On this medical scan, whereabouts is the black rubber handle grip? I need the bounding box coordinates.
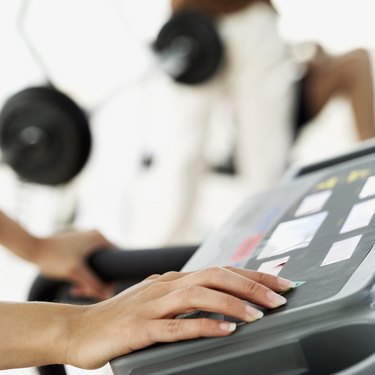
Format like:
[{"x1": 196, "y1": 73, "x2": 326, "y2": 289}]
[{"x1": 87, "y1": 245, "x2": 198, "y2": 282}]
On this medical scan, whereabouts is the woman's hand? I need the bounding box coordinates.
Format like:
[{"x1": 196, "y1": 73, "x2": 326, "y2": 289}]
[
  {"x1": 32, "y1": 230, "x2": 115, "y2": 300},
  {"x1": 0, "y1": 210, "x2": 115, "y2": 300},
  {"x1": 68, "y1": 266, "x2": 294, "y2": 369}
]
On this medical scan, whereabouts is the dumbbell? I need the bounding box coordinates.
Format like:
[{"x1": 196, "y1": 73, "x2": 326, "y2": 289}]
[
  {"x1": 0, "y1": 11, "x2": 223, "y2": 185},
  {"x1": 0, "y1": 86, "x2": 91, "y2": 185},
  {"x1": 153, "y1": 11, "x2": 224, "y2": 85},
  {"x1": 138, "y1": 11, "x2": 225, "y2": 167}
]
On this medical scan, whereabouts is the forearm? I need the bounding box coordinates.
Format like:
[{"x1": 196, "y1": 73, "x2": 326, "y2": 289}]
[
  {"x1": 0, "y1": 210, "x2": 38, "y2": 262},
  {"x1": 0, "y1": 302, "x2": 85, "y2": 369},
  {"x1": 0, "y1": 267, "x2": 295, "y2": 370}
]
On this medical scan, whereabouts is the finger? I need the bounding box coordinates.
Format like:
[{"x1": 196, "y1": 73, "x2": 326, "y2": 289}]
[
  {"x1": 73, "y1": 283, "x2": 113, "y2": 301},
  {"x1": 149, "y1": 286, "x2": 264, "y2": 323},
  {"x1": 87, "y1": 230, "x2": 116, "y2": 249},
  {"x1": 148, "y1": 271, "x2": 189, "y2": 282},
  {"x1": 70, "y1": 284, "x2": 103, "y2": 300},
  {"x1": 150, "y1": 268, "x2": 294, "y2": 293},
  {"x1": 147, "y1": 318, "x2": 237, "y2": 344},
  {"x1": 142, "y1": 268, "x2": 289, "y2": 309},
  {"x1": 222, "y1": 266, "x2": 295, "y2": 293},
  {"x1": 175, "y1": 267, "x2": 288, "y2": 309},
  {"x1": 144, "y1": 274, "x2": 162, "y2": 281},
  {"x1": 127, "y1": 272, "x2": 192, "y2": 300},
  {"x1": 113, "y1": 277, "x2": 166, "y2": 300},
  {"x1": 70, "y1": 285, "x2": 85, "y2": 298},
  {"x1": 72, "y1": 266, "x2": 113, "y2": 300},
  {"x1": 69, "y1": 285, "x2": 106, "y2": 300}
]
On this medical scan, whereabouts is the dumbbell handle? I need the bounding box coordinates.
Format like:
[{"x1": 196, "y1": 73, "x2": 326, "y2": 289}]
[{"x1": 87, "y1": 245, "x2": 199, "y2": 282}]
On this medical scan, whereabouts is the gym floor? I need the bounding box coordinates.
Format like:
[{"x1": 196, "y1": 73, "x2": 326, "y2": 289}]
[{"x1": 0, "y1": 0, "x2": 373, "y2": 374}]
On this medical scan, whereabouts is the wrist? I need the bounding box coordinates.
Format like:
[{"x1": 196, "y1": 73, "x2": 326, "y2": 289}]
[
  {"x1": 26, "y1": 303, "x2": 88, "y2": 367},
  {"x1": 58, "y1": 304, "x2": 91, "y2": 367},
  {"x1": 0, "y1": 302, "x2": 89, "y2": 369},
  {"x1": 64, "y1": 301, "x2": 118, "y2": 370},
  {"x1": 62, "y1": 302, "x2": 108, "y2": 370}
]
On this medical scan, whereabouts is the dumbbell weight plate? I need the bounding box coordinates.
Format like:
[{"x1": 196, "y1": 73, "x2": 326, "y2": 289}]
[
  {"x1": 0, "y1": 86, "x2": 91, "y2": 185},
  {"x1": 153, "y1": 11, "x2": 224, "y2": 85}
]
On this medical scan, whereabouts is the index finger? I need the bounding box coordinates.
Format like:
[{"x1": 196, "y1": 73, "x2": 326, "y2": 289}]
[
  {"x1": 152, "y1": 267, "x2": 294, "y2": 293},
  {"x1": 222, "y1": 266, "x2": 295, "y2": 293},
  {"x1": 171, "y1": 267, "x2": 290, "y2": 309}
]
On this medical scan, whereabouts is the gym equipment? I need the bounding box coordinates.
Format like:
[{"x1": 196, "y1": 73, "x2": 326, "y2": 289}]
[
  {"x1": 109, "y1": 141, "x2": 375, "y2": 375},
  {"x1": 0, "y1": 86, "x2": 91, "y2": 185},
  {"x1": 27, "y1": 141, "x2": 375, "y2": 375},
  {"x1": 153, "y1": 11, "x2": 224, "y2": 85}
]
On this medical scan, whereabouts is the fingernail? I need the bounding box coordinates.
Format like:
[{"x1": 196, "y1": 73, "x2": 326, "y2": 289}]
[
  {"x1": 245, "y1": 305, "x2": 264, "y2": 321},
  {"x1": 278, "y1": 277, "x2": 295, "y2": 291},
  {"x1": 267, "y1": 291, "x2": 287, "y2": 307},
  {"x1": 292, "y1": 281, "x2": 306, "y2": 288},
  {"x1": 219, "y1": 322, "x2": 237, "y2": 332}
]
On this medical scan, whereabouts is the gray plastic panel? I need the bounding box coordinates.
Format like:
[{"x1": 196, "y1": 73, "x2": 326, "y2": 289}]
[{"x1": 111, "y1": 149, "x2": 375, "y2": 375}]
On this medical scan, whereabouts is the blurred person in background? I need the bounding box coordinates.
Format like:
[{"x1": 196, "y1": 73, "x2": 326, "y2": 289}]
[
  {"x1": 171, "y1": 0, "x2": 375, "y2": 141},
  {"x1": 129, "y1": 0, "x2": 375, "y2": 246}
]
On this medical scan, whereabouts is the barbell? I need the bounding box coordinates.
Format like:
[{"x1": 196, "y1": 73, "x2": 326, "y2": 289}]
[{"x1": 0, "y1": 11, "x2": 224, "y2": 185}]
